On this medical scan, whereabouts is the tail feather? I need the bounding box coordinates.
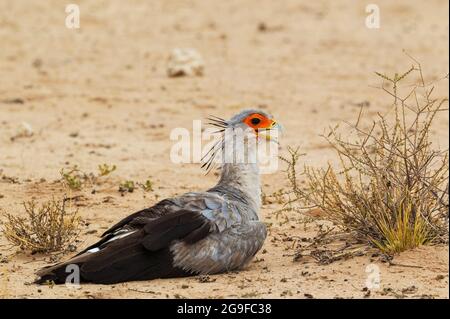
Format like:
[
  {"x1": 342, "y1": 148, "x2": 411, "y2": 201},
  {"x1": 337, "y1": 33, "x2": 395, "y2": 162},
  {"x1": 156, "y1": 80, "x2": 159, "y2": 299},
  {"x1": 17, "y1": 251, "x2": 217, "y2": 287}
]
[
  {"x1": 35, "y1": 255, "x2": 88, "y2": 284},
  {"x1": 35, "y1": 235, "x2": 190, "y2": 284}
]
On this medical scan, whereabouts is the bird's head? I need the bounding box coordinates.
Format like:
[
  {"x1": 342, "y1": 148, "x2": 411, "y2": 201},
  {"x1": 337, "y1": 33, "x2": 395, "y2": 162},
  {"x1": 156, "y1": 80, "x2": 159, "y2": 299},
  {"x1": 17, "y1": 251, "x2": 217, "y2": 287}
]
[
  {"x1": 203, "y1": 109, "x2": 282, "y2": 171},
  {"x1": 208, "y1": 109, "x2": 281, "y2": 141},
  {"x1": 229, "y1": 109, "x2": 281, "y2": 140}
]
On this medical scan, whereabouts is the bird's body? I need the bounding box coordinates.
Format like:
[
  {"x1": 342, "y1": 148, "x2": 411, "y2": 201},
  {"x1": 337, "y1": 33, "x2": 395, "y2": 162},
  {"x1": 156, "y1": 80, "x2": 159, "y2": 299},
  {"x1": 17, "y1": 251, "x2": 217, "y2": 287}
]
[{"x1": 36, "y1": 110, "x2": 279, "y2": 284}]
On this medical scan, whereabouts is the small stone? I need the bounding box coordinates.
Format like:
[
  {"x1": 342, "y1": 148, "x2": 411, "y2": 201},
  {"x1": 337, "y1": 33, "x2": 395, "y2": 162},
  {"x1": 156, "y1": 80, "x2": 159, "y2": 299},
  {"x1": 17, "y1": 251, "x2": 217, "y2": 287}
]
[
  {"x1": 32, "y1": 58, "x2": 43, "y2": 69},
  {"x1": 435, "y1": 274, "x2": 445, "y2": 280},
  {"x1": 257, "y1": 22, "x2": 267, "y2": 32},
  {"x1": 11, "y1": 121, "x2": 34, "y2": 141},
  {"x1": 402, "y1": 286, "x2": 418, "y2": 294},
  {"x1": 167, "y1": 48, "x2": 204, "y2": 77}
]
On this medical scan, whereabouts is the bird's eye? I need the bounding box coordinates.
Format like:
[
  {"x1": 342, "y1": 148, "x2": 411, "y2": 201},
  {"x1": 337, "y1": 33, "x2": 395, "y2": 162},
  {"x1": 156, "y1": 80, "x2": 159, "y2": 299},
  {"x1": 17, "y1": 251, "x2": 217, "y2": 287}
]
[
  {"x1": 243, "y1": 113, "x2": 272, "y2": 130},
  {"x1": 250, "y1": 117, "x2": 261, "y2": 125}
]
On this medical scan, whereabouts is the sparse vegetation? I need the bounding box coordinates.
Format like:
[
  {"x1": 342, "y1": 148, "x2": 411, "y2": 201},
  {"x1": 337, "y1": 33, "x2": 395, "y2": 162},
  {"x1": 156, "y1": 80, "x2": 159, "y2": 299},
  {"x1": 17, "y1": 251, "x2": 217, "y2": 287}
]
[
  {"x1": 119, "y1": 180, "x2": 135, "y2": 194},
  {"x1": 60, "y1": 166, "x2": 84, "y2": 190},
  {"x1": 98, "y1": 164, "x2": 117, "y2": 177},
  {"x1": 60, "y1": 163, "x2": 117, "y2": 190},
  {"x1": 281, "y1": 59, "x2": 449, "y2": 256},
  {"x1": 139, "y1": 179, "x2": 154, "y2": 192},
  {"x1": 2, "y1": 198, "x2": 81, "y2": 253},
  {"x1": 59, "y1": 164, "x2": 153, "y2": 196},
  {"x1": 119, "y1": 179, "x2": 154, "y2": 195}
]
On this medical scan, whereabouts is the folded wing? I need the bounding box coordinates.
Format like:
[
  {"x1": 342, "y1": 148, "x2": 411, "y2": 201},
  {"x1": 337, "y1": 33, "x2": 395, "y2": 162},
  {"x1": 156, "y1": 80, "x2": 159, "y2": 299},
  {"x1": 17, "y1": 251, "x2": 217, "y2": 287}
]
[{"x1": 36, "y1": 209, "x2": 214, "y2": 284}]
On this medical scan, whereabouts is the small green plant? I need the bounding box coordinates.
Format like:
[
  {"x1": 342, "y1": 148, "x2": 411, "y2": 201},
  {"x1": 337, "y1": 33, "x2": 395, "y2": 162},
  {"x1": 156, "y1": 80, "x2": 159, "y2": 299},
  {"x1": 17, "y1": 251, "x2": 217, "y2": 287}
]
[
  {"x1": 60, "y1": 166, "x2": 83, "y2": 191},
  {"x1": 139, "y1": 179, "x2": 154, "y2": 192},
  {"x1": 2, "y1": 198, "x2": 81, "y2": 253},
  {"x1": 98, "y1": 164, "x2": 116, "y2": 177},
  {"x1": 119, "y1": 180, "x2": 135, "y2": 194},
  {"x1": 60, "y1": 164, "x2": 117, "y2": 191}
]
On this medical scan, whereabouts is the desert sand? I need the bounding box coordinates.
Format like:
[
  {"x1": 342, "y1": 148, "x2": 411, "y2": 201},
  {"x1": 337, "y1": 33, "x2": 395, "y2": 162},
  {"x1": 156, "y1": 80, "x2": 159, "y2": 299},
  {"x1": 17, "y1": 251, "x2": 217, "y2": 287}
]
[{"x1": 0, "y1": 0, "x2": 448, "y2": 298}]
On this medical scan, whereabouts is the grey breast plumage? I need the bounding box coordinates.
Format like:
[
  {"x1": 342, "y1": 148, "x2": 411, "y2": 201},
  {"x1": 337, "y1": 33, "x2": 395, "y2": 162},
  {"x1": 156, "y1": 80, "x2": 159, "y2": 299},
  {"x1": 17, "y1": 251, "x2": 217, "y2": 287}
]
[{"x1": 169, "y1": 190, "x2": 267, "y2": 275}]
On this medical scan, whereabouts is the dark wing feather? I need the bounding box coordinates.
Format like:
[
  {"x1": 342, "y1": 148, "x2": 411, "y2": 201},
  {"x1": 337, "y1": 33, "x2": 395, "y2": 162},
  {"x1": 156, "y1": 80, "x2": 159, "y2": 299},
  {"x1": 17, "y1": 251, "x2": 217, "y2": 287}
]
[
  {"x1": 101, "y1": 199, "x2": 176, "y2": 237},
  {"x1": 35, "y1": 210, "x2": 213, "y2": 284},
  {"x1": 75, "y1": 199, "x2": 178, "y2": 256},
  {"x1": 183, "y1": 221, "x2": 212, "y2": 244},
  {"x1": 142, "y1": 210, "x2": 211, "y2": 251}
]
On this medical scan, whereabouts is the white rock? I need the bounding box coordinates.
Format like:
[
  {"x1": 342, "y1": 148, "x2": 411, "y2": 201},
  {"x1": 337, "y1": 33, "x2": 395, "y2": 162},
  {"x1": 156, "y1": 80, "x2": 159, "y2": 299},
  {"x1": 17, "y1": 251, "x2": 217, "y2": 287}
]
[
  {"x1": 167, "y1": 48, "x2": 204, "y2": 77},
  {"x1": 21, "y1": 121, "x2": 34, "y2": 137},
  {"x1": 10, "y1": 121, "x2": 34, "y2": 141}
]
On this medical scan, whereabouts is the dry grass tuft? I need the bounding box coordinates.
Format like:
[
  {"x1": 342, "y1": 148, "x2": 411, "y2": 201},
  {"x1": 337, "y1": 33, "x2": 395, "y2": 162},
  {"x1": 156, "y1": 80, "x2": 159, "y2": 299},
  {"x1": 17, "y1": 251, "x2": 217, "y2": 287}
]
[
  {"x1": 282, "y1": 58, "x2": 449, "y2": 255},
  {"x1": 2, "y1": 198, "x2": 81, "y2": 253}
]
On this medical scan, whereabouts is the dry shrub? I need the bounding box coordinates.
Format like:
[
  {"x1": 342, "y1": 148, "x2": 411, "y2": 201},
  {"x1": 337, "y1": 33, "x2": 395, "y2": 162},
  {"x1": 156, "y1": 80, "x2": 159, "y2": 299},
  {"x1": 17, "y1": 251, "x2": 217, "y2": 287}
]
[
  {"x1": 2, "y1": 198, "x2": 81, "y2": 253},
  {"x1": 282, "y1": 58, "x2": 449, "y2": 255}
]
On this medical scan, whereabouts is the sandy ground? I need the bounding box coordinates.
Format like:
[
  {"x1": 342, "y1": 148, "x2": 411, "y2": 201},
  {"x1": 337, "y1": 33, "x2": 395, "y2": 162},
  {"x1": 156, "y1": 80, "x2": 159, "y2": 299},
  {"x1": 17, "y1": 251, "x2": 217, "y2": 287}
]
[{"x1": 0, "y1": 0, "x2": 448, "y2": 299}]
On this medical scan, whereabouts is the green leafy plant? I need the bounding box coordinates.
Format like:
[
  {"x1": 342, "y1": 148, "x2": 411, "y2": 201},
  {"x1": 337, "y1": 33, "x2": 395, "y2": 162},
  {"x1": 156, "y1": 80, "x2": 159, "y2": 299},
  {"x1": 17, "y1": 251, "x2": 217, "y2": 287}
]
[
  {"x1": 60, "y1": 166, "x2": 83, "y2": 191},
  {"x1": 98, "y1": 164, "x2": 117, "y2": 177},
  {"x1": 139, "y1": 179, "x2": 154, "y2": 192}
]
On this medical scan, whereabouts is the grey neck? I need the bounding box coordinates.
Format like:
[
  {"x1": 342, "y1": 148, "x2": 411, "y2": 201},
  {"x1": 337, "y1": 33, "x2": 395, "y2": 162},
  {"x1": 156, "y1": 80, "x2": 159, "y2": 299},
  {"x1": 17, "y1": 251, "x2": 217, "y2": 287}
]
[{"x1": 215, "y1": 162, "x2": 261, "y2": 211}]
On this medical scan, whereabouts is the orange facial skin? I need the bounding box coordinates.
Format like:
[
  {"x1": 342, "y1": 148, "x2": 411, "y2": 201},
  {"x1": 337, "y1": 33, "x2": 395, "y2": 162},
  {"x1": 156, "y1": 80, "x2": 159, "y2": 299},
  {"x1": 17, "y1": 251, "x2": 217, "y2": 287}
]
[{"x1": 243, "y1": 113, "x2": 276, "y2": 136}]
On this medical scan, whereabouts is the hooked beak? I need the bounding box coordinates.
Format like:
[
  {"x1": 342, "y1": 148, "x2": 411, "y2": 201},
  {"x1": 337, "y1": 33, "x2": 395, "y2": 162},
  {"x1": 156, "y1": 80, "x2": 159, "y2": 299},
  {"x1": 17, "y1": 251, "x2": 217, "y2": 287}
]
[
  {"x1": 270, "y1": 120, "x2": 282, "y2": 132},
  {"x1": 259, "y1": 119, "x2": 282, "y2": 143}
]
